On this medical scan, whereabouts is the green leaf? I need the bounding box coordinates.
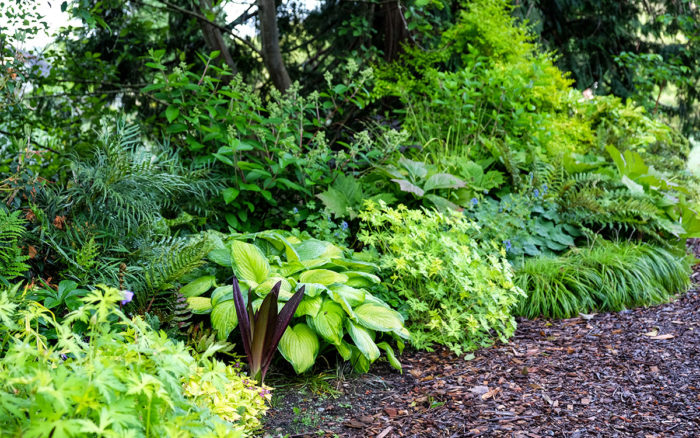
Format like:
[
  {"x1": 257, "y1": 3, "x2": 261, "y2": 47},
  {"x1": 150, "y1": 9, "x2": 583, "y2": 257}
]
[
  {"x1": 309, "y1": 300, "x2": 344, "y2": 345},
  {"x1": 377, "y1": 341, "x2": 402, "y2": 372},
  {"x1": 353, "y1": 303, "x2": 406, "y2": 334},
  {"x1": 295, "y1": 295, "x2": 322, "y2": 318},
  {"x1": 278, "y1": 323, "x2": 319, "y2": 374},
  {"x1": 328, "y1": 284, "x2": 365, "y2": 306},
  {"x1": 299, "y1": 269, "x2": 349, "y2": 286},
  {"x1": 336, "y1": 340, "x2": 352, "y2": 361},
  {"x1": 391, "y1": 178, "x2": 425, "y2": 197},
  {"x1": 346, "y1": 320, "x2": 380, "y2": 361},
  {"x1": 343, "y1": 271, "x2": 381, "y2": 288},
  {"x1": 211, "y1": 285, "x2": 234, "y2": 306},
  {"x1": 255, "y1": 277, "x2": 293, "y2": 300},
  {"x1": 294, "y1": 239, "x2": 343, "y2": 260},
  {"x1": 187, "y1": 296, "x2": 213, "y2": 314},
  {"x1": 208, "y1": 248, "x2": 231, "y2": 267},
  {"x1": 180, "y1": 275, "x2": 216, "y2": 297},
  {"x1": 231, "y1": 240, "x2": 270, "y2": 286},
  {"x1": 222, "y1": 187, "x2": 240, "y2": 204},
  {"x1": 423, "y1": 173, "x2": 466, "y2": 192},
  {"x1": 398, "y1": 157, "x2": 428, "y2": 180},
  {"x1": 317, "y1": 187, "x2": 349, "y2": 218},
  {"x1": 165, "y1": 105, "x2": 180, "y2": 123},
  {"x1": 329, "y1": 258, "x2": 378, "y2": 272},
  {"x1": 211, "y1": 301, "x2": 238, "y2": 340}
]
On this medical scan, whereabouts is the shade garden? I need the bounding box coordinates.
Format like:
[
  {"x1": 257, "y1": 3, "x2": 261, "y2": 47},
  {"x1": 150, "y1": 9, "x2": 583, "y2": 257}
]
[{"x1": 1, "y1": 0, "x2": 698, "y2": 436}]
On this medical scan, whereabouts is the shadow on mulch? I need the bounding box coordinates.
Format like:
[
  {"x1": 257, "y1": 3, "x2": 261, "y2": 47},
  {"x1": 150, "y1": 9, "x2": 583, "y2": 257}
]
[{"x1": 263, "y1": 248, "x2": 700, "y2": 438}]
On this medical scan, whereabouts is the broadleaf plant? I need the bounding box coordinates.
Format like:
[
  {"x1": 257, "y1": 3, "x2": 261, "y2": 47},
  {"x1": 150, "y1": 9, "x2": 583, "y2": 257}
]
[{"x1": 232, "y1": 276, "x2": 305, "y2": 383}]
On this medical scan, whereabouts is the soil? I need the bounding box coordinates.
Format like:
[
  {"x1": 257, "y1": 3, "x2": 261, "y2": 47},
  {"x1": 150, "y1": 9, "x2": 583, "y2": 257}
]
[{"x1": 262, "y1": 244, "x2": 700, "y2": 437}]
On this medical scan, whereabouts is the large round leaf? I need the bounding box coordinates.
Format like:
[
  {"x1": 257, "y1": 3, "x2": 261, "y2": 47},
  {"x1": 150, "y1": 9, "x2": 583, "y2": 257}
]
[
  {"x1": 187, "y1": 296, "x2": 212, "y2": 314},
  {"x1": 231, "y1": 240, "x2": 270, "y2": 286},
  {"x1": 278, "y1": 323, "x2": 319, "y2": 374},
  {"x1": 299, "y1": 269, "x2": 348, "y2": 286},
  {"x1": 309, "y1": 300, "x2": 344, "y2": 345},
  {"x1": 210, "y1": 301, "x2": 238, "y2": 341},
  {"x1": 346, "y1": 320, "x2": 380, "y2": 362},
  {"x1": 180, "y1": 275, "x2": 216, "y2": 298},
  {"x1": 211, "y1": 285, "x2": 234, "y2": 306}
]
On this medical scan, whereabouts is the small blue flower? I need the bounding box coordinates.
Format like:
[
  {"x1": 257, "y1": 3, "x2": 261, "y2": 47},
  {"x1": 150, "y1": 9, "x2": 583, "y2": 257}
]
[
  {"x1": 341, "y1": 221, "x2": 349, "y2": 230},
  {"x1": 542, "y1": 184, "x2": 548, "y2": 194},
  {"x1": 334, "y1": 232, "x2": 339, "y2": 237},
  {"x1": 503, "y1": 239, "x2": 512, "y2": 251},
  {"x1": 471, "y1": 198, "x2": 478, "y2": 206},
  {"x1": 533, "y1": 189, "x2": 540, "y2": 198},
  {"x1": 120, "y1": 290, "x2": 134, "y2": 306},
  {"x1": 529, "y1": 173, "x2": 534, "y2": 183},
  {"x1": 498, "y1": 207, "x2": 503, "y2": 213},
  {"x1": 292, "y1": 207, "x2": 299, "y2": 214}
]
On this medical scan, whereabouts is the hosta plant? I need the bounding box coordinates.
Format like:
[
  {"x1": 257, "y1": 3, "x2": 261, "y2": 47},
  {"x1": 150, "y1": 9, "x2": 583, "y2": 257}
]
[{"x1": 184, "y1": 231, "x2": 409, "y2": 374}]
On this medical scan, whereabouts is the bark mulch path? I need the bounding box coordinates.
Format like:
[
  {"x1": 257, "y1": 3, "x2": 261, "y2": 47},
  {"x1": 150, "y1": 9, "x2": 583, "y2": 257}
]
[{"x1": 263, "y1": 262, "x2": 700, "y2": 438}]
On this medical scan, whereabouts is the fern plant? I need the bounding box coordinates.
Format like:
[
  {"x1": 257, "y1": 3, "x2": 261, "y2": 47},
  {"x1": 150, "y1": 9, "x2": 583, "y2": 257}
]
[{"x1": 0, "y1": 209, "x2": 29, "y2": 285}]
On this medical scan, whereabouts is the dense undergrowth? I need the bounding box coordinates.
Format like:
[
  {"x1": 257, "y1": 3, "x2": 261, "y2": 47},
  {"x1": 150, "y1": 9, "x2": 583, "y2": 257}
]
[{"x1": 1, "y1": 0, "x2": 698, "y2": 434}]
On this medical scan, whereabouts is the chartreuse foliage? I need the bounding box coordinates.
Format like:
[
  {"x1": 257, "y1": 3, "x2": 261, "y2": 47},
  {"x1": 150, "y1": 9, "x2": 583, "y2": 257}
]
[
  {"x1": 515, "y1": 241, "x2": 692, "y2": 319},
  {"x1": 0, "y1": 283, "x2": 268, "y2": 437},
  {"x1": 358, "y1": 201, "x2": 524, "y2": 355},
  {"x1": 183, "y1": 232, "x2": 409, "y2": 374}
]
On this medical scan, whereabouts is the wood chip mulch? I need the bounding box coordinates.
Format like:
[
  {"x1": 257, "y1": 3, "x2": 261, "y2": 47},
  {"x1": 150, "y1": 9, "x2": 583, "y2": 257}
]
[{"x1": 264, "y1": 254, "x2": 700, "y2": 438}]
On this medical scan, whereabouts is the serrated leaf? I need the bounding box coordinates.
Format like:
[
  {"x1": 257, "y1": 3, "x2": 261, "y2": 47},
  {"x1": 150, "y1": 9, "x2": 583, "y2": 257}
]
[
  {"x1": 211, "y1": 301, "x2": 238, "y2": 340},
  {"x1": 231, "y1": 240, "x2": 270, "y2": 286},
  {"x1": 278, "y1": 323, "x2": 319, "y2": 374}
]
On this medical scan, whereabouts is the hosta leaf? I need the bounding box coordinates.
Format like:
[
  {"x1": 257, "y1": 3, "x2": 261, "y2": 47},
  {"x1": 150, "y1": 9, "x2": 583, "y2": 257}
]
[
  {"x1": 346, "y1": 320, "x2": 380, "y2": 362},
  {"x1": 211, "y1": 285, "x2": 235, "y2": 306},
  {"x1": 295, "y1": 295, "x2": 322, "y2": 318},
  {"x1": 258, "y1": 232, "x2": 300, "y2": 262},
  {"x1": 187, "y1": 296, "x2": 212, "y2": 314},
  {"x1": 294, "y1": 239, "x2": 343, "y2": 261},
  {"x1": 330, "y1": 258, "x2": 378, "y2": 272},
  {"x1": 299, "y1": 269, "x2": 349, "y2": 286},
  {"x1": 207, "y1": 248, "x2": 231, "y2": 267},
  {"x1": 278, "y1": 323, "x2": 319, "y2": 374},
  {"x1": 309, "y1": 300, "x2": 345, "y2": 345},
  {"x1": 350, "y1": 345, "x2": 371, "y2": 373},
  {"x1": 328, "y1": 284, "x2": 365, "y2": 306},
  {"x1": 296, "y1": 283, "x2": 328, "y2": 298},
  {"x1": 211, "y1": 301, "x2": 238, "y2": 341},
  {"x1": 353, "y1": 303, "x2": 405, "y2": 334},
  {"x1": 336, "y1": 340, "x2": 352, "y2": 361},
  {"x1": 231, "y1": 240, "x2": 270, "y2": 286},
  {"x1": 180, "y1": 276, "x2": 216, "y2": 297},
  {"x1": 255, "y1": 277, "x2": 293, "y2": 300},
  {"x1": 377, "y1": 342, "x2": 402, "y2": 372},
  {"x1": 344, "y1": 271, "x2": 381, "y2": 287}
]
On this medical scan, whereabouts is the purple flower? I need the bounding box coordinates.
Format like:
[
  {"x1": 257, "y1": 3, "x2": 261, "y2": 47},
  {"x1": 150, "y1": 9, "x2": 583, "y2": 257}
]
[
  {"x1": 533, "y1": 189, "x2": 540, "y2": 198},
  {"x1": 120, "y1": 290, "x2": 134, "y2": 305},
  {"x1": 471, "y1": 198, "x2": 478, "y2": 206},
  {"x1": 503, "y1": 240, "x2": 512, "y2": 251}
]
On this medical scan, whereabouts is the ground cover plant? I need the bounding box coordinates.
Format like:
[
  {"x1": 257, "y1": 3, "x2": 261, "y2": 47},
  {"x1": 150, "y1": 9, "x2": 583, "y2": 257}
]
[{"x1": 1, "y1": 0, "x2": 699, "y2": 435}]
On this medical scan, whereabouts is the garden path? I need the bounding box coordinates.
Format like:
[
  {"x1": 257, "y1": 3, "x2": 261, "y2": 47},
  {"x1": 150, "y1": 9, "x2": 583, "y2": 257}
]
[{"x1": 265, "y1": 251, "x2": 700, "y2": 438}]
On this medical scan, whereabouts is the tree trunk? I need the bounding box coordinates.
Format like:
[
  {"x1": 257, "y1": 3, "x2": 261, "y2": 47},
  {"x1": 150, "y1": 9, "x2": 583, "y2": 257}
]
[
  {"x1": 257, "y1": 0, "x2": 291, "y2": 92},
  {"x1": 197, "y1": 0, "x2": 238, "y2": 75}
]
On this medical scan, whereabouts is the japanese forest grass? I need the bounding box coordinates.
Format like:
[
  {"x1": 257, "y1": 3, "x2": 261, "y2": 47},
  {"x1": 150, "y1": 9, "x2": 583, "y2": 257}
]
[{"x1": 514, "y1": 241, "x2": 692, "y2": 319}]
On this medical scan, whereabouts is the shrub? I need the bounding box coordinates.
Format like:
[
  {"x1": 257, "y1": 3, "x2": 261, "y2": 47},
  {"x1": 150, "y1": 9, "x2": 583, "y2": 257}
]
[
  {"x1": 358, "y1": 201, "x2": 524, "y2": 355},
  {"x1": 0, "y1": 283, "x2": 268, "y2": 437},
  {"x1": 515, "y1": 241, "x2": 692, "y2": 319},
  {"x1": 184, "y1": 230, "x2": 408, "y2": 374}
]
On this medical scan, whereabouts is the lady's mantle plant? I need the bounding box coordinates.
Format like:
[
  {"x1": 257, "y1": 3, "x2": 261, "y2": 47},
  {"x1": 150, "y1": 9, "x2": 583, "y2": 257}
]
[{"x1": 358, "y1": 201, "x2": 524, "y2": 355}]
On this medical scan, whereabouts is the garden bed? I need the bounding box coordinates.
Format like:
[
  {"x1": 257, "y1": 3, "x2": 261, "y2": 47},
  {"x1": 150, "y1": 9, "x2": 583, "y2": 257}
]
[{"x1": 264, "y1": 257, "x2": 700, "y2": 437}]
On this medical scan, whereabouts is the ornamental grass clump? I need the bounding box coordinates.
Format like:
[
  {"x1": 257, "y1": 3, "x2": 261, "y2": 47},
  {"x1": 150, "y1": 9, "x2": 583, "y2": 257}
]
[{"x1": 358, "y1": 201, "x2": 524, "y2": 355}]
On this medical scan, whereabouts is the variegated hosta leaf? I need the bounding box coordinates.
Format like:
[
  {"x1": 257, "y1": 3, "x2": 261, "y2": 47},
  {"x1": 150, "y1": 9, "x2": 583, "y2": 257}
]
[{"x1": 278, "y1": 323, "x2": 319, "y2": 374}]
